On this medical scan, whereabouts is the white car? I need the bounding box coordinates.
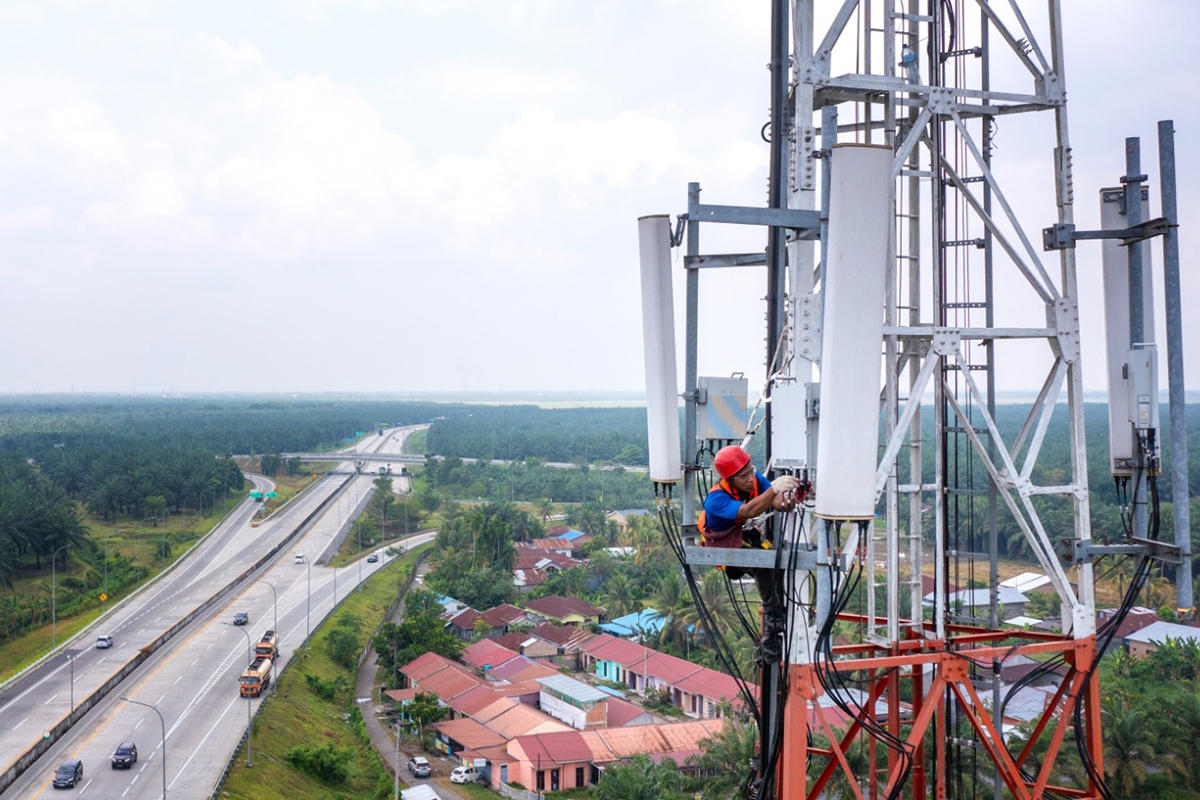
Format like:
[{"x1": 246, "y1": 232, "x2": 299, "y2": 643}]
[
  {"x1": 450, "y1": 765, "x2": 481, "y2": 784},
  {"x1": 95, "y1": 635, "x2": 114, "y2": 649}
]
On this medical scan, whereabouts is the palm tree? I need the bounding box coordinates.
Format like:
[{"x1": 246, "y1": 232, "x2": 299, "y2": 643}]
[
  {"x1": 597, "y1": 754, "x2": 686, "y2": 800},
  {"x1": 600, "y1": 572, "x2": 640, "y2": 617},
  {"x1": 688, "y1": 717, "x2": 757, "y2": 799},
  {"x1": 681, "y1": 571, "x2": 740, "y2": 644},
  {"x1": 537, "y1": 497, "x2": 554, "y2": 521},
  {"x1": 1098, "y1": 700, "x2": 1183, "y2": 796},
  {"x1": 653, "y1": 572, "x2": 692, "y2": 646}
]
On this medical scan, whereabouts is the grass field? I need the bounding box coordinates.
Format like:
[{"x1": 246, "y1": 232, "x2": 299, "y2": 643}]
[
  {"x1": 402, "y1": 428, "x2": 427, "y2": 455},
  {"x1": 220, "y1": 544, "x2": 431, "y2": 800}
]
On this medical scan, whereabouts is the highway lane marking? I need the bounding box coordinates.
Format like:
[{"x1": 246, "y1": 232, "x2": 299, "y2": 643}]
[
  {"x1": 166, "y1": 688, "x2": 245, "y2": 788},
  {"x1": 43, "y1": 694, "x2": 58, "y2": 705},
  {"x1": 0, "y1": 661, "x2": 71, "y2": 716},
  {"x1": 134, "y1": 718, "x2": 144, "y2": 729},
  {"x1": 190, "y1": 658, "x2": 199, "y2": 666},
  {"x1": 14, "y1": 715, "x2": 28, "y2": 729},
  {"x1": 77, "y1": 778, "x2": 92, "y2": 795},
  {"x1": 122, "y1": 787, "x2": 130, "y2": 797}
]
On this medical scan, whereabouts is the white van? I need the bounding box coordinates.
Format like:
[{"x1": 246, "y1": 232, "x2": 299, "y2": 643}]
[{"x1": 294, "y1": 553, "x2": 305, "y2": 564}]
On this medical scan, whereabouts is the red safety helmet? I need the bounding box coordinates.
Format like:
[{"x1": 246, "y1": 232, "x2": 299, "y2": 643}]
[{"x1": 712, "y1": 445, "x2": 751, "y2": 480}]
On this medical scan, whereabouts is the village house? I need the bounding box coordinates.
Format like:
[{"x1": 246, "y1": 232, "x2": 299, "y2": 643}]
[{"x1": 525, "y1": 595, "x2": 605, "y2": 627}]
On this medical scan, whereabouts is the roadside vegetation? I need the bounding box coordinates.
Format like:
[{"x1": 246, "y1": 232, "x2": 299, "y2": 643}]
[
  {"x1": 221, "y1": 543, "x2": 431, "y2": 800},
  {"x1": 330, "y1": 475, "x2": 427, "y2": 568}
]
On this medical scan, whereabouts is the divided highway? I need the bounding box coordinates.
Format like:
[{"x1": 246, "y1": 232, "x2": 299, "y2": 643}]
[{"x1": 0, "y1": 427, "x2": 431, "y2": 799}]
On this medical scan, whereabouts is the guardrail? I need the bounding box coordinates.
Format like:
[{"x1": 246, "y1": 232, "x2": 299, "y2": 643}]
[{"x1": 0, "y1": 472, "x2": 358, "y2": 796}]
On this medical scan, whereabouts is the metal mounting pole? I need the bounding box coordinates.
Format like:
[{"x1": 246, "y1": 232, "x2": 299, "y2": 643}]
[
  {"x1": 1125, "y1": 137, "x2": 1150, "y2": 541},
  {"x1": 683, "y1": 181, "x2": 700, "y2": 529},
  {"x1": 1157, "y1": 120, "x2": 1192, "y2": 612}
]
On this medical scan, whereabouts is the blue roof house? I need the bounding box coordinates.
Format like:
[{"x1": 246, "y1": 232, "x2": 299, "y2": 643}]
[
  {"x1": 556, "y1": 529, "x2": 589, "y2": 541},
  {"x1": 599, "y1": 609, "x2": 666, "y2": 641}
]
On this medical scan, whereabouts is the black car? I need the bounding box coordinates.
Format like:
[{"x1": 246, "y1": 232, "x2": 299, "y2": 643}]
[
  {"x1": 52, "y1": 759, "x2": 83, "y2": 789},
  {"x1": 111, "y1": 742, "x2": 137, "y2": 769},
  {"x1": 233, "y1": 610, "x2": 249, "y2": 625},
  {"x1": 367, "y1": 554, "x2": 379, "y2": 563}
]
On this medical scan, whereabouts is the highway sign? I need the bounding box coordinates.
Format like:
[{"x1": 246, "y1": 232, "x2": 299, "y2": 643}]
[
  {"x1": 99, "y1": 593, "x2": 108, "y2": 602},
  {"x1": 267, "y1": 491, "x2": 278, "y2": 498}
]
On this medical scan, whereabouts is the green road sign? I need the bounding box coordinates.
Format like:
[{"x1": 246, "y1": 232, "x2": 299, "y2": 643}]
[
  {"x1": 250, "y1": 491, "x2": 263, "y2": 498},
  {"x1": 267, "y1": 491, "x2": 278, "y2": 498}
]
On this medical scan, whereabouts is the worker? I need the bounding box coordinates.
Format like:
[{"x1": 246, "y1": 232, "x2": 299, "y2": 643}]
[{"x1": 700, "y1": 445, "x2": 799, "y2": 552}]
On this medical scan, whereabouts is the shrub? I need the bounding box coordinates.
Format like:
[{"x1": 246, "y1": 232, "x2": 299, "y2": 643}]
[
  {"x1": 304, "y1": 672, "x2": 350, "y2": 701},
  {"x1": 326, "y1": 627, "x2": 361, "y2": 668},
  {"x1": 283, "y1": 742, "x2": 350, "y2": 783}
]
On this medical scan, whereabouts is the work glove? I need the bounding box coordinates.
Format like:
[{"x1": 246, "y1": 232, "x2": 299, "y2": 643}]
[{"x1": 771, "y1": 475, "x2": 799, "y2": 494}]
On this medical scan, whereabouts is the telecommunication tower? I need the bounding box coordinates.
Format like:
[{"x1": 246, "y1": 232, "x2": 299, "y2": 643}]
[{"x1": 638, "y1": 1, "x2": 1188, "y2": 798}]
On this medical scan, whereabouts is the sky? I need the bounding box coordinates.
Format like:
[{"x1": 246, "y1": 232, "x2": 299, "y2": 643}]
[{"x1": 0, "y1": 0, "x2": 1196, "y2": 396}]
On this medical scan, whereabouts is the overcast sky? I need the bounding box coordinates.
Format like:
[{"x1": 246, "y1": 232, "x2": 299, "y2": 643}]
[{"x1": 0, "y1": 0, "x2": 1195, "y2": 395}]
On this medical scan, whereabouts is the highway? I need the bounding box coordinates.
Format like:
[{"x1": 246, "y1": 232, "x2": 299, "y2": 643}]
[{"x1": 0, "y1": 427, "x2": 431, "y2": 800}]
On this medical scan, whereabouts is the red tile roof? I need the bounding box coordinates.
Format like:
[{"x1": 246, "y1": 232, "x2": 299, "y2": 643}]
[
  {"x1": 446, "y1": 685, "x2": 513, "y2": 719},
  {"x1": 401, "y1": 652, "x2": 475, "y2": 683},
  {"x1": 486, "y1": 704, "x2": 571, "y2": 739},
  {"x1": 483, "y1": 604, "x2": 529, "y2": 626},
  {"x1": 488, "y1": 655, "x2": 559, "y2": 683},
  {"x1": 448, "y1": 608, "x2": 485, "y2": 631},
  {"x1": 583, "y1": 634, "x2": 651, "y2": 668},
  {"x1": 605, "y1": 697, "x2": 651, "y2": 727},
  {"x1": 672, "y1": 668, "x2": 759, "y2": 706},
  {"x1": 509, "y1": 719, "x2": 726, "y2": 766},
  {"x1": 530, "y1": 622, "x2": 594, "y2": 650},
  {"x1": 643, "y1": 652, "x2": 703, "y2": 684},
  {"x1": 515, "y1": 546, "x2": 584, "y2": 571},
  {"x1": 462, "y1": 639, "x2": 520, "y2": 670},
  {"x1": 382, "y1": 687, "x2": 421, "y2": 703},
  {"x1": 493, "y1": 632, "x2": 535, "y2": 652},
  {"x1": 530, "y1": 538, "x2": 589, "y2": 552},
  {"x1": 417, "y1": 665, "x2": 483, "y2": 700},
  {"x1": 526, "y1": 595, "x2": 604, "y2": 621},
  {"x1": 432, "y1": 718, "x2": 507, "y2": 750},
  {"x1": 513, "y1": 569, "x2": 548, "y2": 587}
]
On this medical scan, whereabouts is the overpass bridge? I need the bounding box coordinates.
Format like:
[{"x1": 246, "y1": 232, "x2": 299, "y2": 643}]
[{"x1": 282, "y1": 452, "x2": 424, "y2": 464}]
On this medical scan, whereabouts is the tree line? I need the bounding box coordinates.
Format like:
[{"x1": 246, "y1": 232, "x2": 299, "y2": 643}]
[
  {"x1": 422, "y1": 454, "x2": 655, "y2": 510},
  {"x1": 38, "y1": 445, "x2": 245, "y2": 522}
]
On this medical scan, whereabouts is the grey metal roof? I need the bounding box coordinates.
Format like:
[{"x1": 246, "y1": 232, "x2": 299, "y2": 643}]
[
  {"x1": 536, "y1": 673, "x2": 609, "y2": 703},
  {"x1": 1125, "y1": 620, "x2": 1200, "y2": 645}
]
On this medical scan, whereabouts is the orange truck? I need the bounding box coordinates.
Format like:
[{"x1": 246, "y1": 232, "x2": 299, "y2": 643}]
[
  {"x1": 255, "y1": 630, "x2": 278, "y2": 660},
  {"x1": 239, "y1": 656, "x2": 273, "y2": 697}
]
